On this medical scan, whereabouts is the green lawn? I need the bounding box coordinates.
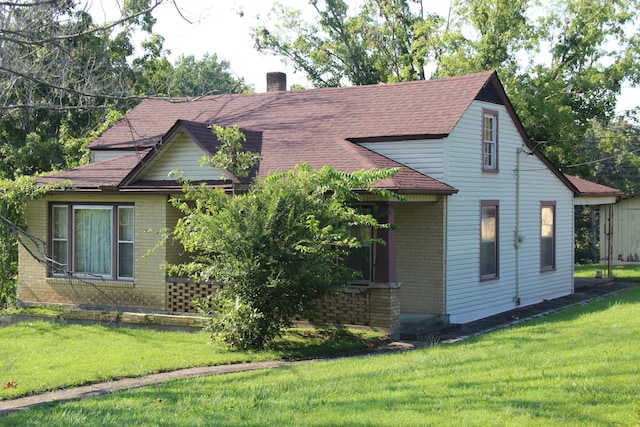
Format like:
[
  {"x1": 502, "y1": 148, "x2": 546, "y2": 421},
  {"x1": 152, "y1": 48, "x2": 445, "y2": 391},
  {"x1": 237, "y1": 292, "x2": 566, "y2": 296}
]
[
  {"x1": 574, "y1": 263, "x2": 640, "y2": 281},
  {"x1": 4, "y1": 286, "x2": 640, "y2": 426},
  {"x1": 0, "y1": 322, "x2": 383, "y2": 401}
]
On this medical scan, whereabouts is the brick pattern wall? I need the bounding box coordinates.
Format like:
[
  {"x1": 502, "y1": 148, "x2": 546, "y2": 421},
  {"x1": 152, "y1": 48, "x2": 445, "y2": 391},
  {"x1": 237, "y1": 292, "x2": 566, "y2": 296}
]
[
  {"x1": 166, "y1": 279, "x2": 223, "y2": 312},
  {"x1": 165, "y1": 279, "x2": 401, "y2": 330},
  {"x1": 395, "y1": 200, "x2": 446, "y2": 314}
]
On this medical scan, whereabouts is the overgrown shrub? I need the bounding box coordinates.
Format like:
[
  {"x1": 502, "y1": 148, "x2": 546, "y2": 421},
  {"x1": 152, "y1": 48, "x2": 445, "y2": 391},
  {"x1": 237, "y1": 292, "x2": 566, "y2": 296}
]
[{"x1": 171, "y1": 162, "x2": 401, "y2": 349}]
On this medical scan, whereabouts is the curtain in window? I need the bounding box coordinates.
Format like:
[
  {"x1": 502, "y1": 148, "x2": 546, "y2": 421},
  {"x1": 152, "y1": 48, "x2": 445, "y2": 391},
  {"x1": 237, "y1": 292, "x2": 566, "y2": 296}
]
[{"x1": 74, "y1": 207, "x2": 112, "y2": 276}]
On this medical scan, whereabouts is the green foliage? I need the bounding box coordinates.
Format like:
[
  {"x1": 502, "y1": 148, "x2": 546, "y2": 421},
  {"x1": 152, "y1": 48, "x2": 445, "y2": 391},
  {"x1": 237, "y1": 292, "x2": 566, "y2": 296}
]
[
  {"x1": 132, "y1": 36, "x2": 249, "y2": 97},
  {"x1": 206, "y1": 124, "x2": 262, "y2": 182},
  {"x1": 575, "y1": 116, "x2": 640, "y2": 195},
  {"x1": 252, "y1": 0, "x2": 430, "y2": 86},
  {"x1": 574, "y1": 206, "x2": 599, "y2": 265},
  {"x1": 0, "y1": 177, "x2": 67, "y2": 307},
  {"x1": 171, "y1": 158, "x2": 401, "y2": 349}
]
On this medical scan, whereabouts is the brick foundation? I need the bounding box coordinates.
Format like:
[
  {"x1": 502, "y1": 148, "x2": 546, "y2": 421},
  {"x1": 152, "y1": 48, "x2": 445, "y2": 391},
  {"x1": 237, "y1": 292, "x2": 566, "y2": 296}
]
[{"x1": 165, "y1": 278, "x2": 401, "y2": 330}]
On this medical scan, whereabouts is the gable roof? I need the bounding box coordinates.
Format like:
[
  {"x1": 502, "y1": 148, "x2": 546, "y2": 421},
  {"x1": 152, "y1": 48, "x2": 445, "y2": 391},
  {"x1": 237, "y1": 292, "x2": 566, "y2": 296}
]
[
  {"x1": 46, "y1": 72, "x2": 510, "y2": 195},
  {"x1": 42, "y1": 70, "x2": 607, "y2": 197},
  {"x1": 89, "y1": 71, "x2": 497, "y2": 153}
]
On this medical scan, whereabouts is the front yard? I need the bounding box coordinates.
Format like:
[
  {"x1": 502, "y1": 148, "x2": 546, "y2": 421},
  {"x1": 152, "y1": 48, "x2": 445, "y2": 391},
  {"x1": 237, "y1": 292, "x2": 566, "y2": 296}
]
[
  {"x1": 0, "y1": 322, "x2": 383, "y2": 401},
  {"x1": 2, "y1": 286, "x2": 639, "y2": 426}
]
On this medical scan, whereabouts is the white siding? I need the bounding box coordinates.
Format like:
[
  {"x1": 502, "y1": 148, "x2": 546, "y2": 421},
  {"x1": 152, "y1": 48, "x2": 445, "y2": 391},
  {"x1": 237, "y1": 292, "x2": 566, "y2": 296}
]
[
  {"x1": 444, "y1": 101, "x2": 574, "y2": 324},
  {"x1": 140, "y1": 132, "x2": 224, "y2": 181},
  {"x1": 360, "y1": 139, "x2": 445, "y2": 180}
]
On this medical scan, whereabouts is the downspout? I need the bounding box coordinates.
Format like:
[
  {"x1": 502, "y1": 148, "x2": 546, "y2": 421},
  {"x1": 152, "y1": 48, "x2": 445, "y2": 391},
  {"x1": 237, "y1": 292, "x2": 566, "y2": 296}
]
[
  {"x1": 607, "y1": 204, "x2": 614, "y2": 279},
  {"x1": 514, "y1": 148, "x2": 523, "y2": 306}
]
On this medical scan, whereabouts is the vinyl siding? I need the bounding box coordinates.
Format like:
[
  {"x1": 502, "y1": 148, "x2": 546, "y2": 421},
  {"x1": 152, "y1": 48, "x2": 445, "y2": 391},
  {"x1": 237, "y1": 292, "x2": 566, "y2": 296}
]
[
  {"x1": 359, "y1": 139, "x2": 445, "y2": 180},
  {"x1": 444, "y1": 101, "x2": 574, "y2": 324},
  {"x1": 140, "y1": 132, "x2": 224, "y2": 181}
]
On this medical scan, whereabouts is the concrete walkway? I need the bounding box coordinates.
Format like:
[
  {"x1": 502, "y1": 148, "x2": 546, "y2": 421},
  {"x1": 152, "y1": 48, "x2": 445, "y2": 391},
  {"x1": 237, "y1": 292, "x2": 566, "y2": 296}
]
[{"x1": 0, "y1": 279, "x2": 633, "y2": 416}]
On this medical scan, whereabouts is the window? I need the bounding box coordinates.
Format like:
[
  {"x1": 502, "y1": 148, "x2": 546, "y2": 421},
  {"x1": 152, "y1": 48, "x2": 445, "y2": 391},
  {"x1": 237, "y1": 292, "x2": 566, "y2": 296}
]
[
  {"x1": 481, "y1": 201, "x2": 499, "y2": 280},
  {"x1": 483, "y1": 110, "x2": 498, "y2": 171},
  {"x1": 345, "y1": 225, "x2": 372, "y2": 283},
  {"x1": 50, "y1": 204, "x2": 134, "y2": 280},
  {"x1": 541, "y1": 202, "x2": 556, "y2": 270}
]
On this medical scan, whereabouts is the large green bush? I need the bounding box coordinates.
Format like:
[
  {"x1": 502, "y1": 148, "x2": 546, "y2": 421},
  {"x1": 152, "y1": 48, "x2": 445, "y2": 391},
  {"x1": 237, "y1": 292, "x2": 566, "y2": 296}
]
[{"x1": 170, "y1": 163, "x2": 401, "y2": 349}]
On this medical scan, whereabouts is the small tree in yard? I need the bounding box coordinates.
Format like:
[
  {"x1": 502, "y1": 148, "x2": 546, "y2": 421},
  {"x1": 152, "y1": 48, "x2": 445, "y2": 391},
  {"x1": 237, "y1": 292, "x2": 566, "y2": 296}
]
[{"x1": 170, "y1": 149, "x2": 401, "y2": 349}]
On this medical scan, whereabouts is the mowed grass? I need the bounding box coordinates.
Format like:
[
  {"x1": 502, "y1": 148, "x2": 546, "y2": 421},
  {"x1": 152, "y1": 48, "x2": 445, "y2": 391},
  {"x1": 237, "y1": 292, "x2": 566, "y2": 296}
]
[
  {"x1": 575, "y1": 263, "x2": 640, "y2": 281},
  {"x1": 0, "y1": 322, "x2": 383, "y2": 401},
  {"x1": 4, "y1": 287, "x2": 640, "y2": 427}
]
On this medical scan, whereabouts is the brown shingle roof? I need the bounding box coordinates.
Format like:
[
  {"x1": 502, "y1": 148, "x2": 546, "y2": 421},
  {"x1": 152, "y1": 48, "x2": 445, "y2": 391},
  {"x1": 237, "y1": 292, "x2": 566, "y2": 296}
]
[
  {"x1": 565, "y1": 175, "x2": 623, "y2": 197},
  {"x1": 46, "y1": 71, "x2": 507, "y2": 194},
  {"x1": 90, "y1": 71, "x2": 495, "y2": 153},
  {"x1": 37, "y1": 152, "x2": 148, "y2": 190}
]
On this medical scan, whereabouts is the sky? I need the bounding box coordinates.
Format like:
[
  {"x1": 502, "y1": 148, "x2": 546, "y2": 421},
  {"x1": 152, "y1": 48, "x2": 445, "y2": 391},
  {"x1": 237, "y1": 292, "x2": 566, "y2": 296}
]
[{"x1": 89, "y1": 0, "x2": 639, "y2": 113}]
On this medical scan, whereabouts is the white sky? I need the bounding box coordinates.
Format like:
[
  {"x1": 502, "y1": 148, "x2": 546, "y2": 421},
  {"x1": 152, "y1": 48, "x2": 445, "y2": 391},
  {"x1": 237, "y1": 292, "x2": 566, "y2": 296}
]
[{"x1": 88, "y1": 0, "x2": 639, "y2": 113}]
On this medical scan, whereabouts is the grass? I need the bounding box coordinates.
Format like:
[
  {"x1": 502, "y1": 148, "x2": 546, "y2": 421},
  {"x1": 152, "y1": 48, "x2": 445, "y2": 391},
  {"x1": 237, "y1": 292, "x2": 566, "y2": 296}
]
[
  {"x1": 0, "y1": 322, "x2": 384, "y2": 401},
  {"x1": 3, "y1": 286, "x2": 640, "y2": 426},
  {"x1": 574, "y1": 262, "x2": 640, "y2": 281}
]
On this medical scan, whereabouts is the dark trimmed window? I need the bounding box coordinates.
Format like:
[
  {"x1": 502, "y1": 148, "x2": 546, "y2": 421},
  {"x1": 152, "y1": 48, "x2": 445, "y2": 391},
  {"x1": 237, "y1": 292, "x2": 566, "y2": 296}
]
[
  {"x1": 345, "y1": 225, "x2": 373, "y2": 283},
  {"x1": 50, "y1": 203, "x2": 134, "y2": 280},
  {"x1": 481, "y1": 201, "x2": 499, "y2": 280},
  {"x1": 541, "y1": 202, "x2": 556, "y2": 270},
  {"x1": 482, "y1": 110, "x2": 499, "y2": 171}
]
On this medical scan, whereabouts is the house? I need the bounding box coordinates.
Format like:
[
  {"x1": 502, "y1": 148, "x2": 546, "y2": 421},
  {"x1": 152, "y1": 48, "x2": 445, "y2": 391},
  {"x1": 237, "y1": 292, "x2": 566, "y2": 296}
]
[{"x1": 17, "y1": 71, "x2": 620, "y2": 334}]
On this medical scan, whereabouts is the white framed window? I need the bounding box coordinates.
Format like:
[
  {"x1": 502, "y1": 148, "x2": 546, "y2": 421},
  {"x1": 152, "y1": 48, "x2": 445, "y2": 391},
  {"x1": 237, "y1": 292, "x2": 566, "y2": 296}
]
[
  {"x1": 541, "y1": 202, "x2": 556, "y2": 271},
  {"x1": 480, "y1": 200, "x2": 499, "y2": 280},
  {"x1": 483, "y1": 110, "x2": 499, "y2": 171},
  {"x1": 50, "y1": 203, "x2": 134, "y2": 280}
]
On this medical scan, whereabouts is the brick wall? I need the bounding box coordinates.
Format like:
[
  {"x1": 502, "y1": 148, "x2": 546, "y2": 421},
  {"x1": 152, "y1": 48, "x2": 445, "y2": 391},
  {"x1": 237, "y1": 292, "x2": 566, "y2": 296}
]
[
  {"x1": 18, "y1": 193, "x2": 173, "y2": 311},
  {"x1": 395, "y1": 199, "x2": 446, "y2": 314},
  {"x1": 165, "y1": 278, "x2": 401, "y2": 330},
  {"x1": 165, "y1": 197, "x2": 186, "y2": 266}
]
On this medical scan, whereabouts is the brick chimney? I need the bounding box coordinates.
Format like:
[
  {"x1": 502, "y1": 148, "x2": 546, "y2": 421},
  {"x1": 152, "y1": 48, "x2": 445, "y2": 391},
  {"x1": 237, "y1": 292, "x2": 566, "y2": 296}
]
[{"x1": 266, "y1": 72, "x2": 287, "y2": 92}]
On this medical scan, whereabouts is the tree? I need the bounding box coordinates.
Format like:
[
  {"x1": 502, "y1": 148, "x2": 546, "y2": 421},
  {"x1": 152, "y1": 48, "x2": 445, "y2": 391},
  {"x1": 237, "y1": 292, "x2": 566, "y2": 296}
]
[
  {"x1": 0, "y1": 176, "x2": 67, "y2": 307},
  {"x1": 252, "y1": 0, "x2": 439, "y2": 87},
  {"x1": 0, "y1": 0, "x2": 166, "y2": 113},
  {"x1": 132, "y1": 36, "x2": 249, "y2": 97},
  {"x1": 0, "y1": 0, "x2": 167, "y2": 179},
  {"x1": 169, "y1": 130, "x2": 401, "y2": 349},
  {"x1": 573, "y1": 114, "x2": 640, "y2": 196}
]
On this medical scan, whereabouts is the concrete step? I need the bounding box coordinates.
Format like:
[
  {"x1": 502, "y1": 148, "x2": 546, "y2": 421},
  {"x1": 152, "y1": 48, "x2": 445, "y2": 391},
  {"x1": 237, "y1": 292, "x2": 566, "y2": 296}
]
[{"x1": 398, "y1": 313, "x2": 457, "y2": 341}]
